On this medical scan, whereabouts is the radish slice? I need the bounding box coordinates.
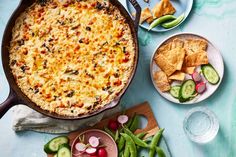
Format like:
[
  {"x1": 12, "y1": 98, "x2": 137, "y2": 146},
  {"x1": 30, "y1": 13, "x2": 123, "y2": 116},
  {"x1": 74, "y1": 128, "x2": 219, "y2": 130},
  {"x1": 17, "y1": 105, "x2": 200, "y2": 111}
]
[
  {"x1": 75, "y1": 142, "x2": 86, "y2": 152},
  {"x1": 85, "y1": 147, "x2": 97, "y2": 155},
  {"x1": 196, "y1": 82, "x2": 206, "y2": 94},
  {"x1": 89, "y1": 136, "x2": 100, "y2": 147},
  {"x1": 192, "y1": 72, "x2": 202, "y2": 83},
  {"x1": 117, "y1": 115, "x2": 129, "y2": 124}
]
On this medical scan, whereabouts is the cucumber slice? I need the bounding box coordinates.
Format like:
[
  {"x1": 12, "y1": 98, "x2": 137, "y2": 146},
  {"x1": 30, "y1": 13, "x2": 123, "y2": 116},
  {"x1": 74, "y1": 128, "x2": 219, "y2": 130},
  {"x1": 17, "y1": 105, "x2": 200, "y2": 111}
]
[
  {"x1": 44, "y1": 136, "x2": 69, "y2": 154},
  {"x1": 201, "y1": 64, "x2": 220, "y2": 84},
  {"x1": 179, "y1": 80, "x2": 196, "y2": 102},
  {"x1": 170, "y1": 85, "x2": 181, "y2": 98},
  {"x1": 57, "y1": 144, "x2": 71, "y2": 157}
]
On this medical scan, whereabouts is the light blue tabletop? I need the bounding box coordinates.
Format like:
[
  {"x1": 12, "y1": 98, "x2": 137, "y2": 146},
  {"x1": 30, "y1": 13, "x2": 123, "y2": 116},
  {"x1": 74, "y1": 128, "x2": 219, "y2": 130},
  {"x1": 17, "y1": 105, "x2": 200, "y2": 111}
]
[{"x1": 0, "y1": 0, "x2": 236, "y2": 157}]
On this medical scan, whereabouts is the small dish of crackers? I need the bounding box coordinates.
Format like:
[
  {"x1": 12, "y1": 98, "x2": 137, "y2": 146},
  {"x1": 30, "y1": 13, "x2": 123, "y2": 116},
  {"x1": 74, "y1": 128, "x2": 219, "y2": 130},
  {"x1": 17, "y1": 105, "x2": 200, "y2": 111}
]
[
  {"x1": 150, "y1": 33, "x2": 224, "y2": 104},
  {"x1": 126, "y1": 0, "x2": 193, "y2": 32}
]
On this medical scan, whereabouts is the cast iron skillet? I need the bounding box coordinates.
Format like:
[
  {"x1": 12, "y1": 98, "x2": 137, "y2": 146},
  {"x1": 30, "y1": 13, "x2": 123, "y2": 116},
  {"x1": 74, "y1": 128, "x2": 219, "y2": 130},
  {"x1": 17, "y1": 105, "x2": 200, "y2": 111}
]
[{"x1": 0, "y1": 0, "x2": 141, "y2": 119}]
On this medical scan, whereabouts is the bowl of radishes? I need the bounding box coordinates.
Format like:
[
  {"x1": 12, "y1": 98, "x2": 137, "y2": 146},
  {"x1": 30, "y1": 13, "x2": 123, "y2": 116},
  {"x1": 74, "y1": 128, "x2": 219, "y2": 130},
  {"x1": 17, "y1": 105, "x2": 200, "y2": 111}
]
[{"x1": 71, "y1": 129, "x2": 118, "y2": 157}]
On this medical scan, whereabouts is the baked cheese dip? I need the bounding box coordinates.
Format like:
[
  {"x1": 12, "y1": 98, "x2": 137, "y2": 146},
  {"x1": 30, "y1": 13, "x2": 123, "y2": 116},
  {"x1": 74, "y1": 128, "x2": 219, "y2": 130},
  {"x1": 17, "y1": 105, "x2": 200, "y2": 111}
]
[{"x1": 9, "y1": 0, "x2": 135, "y2": 116}]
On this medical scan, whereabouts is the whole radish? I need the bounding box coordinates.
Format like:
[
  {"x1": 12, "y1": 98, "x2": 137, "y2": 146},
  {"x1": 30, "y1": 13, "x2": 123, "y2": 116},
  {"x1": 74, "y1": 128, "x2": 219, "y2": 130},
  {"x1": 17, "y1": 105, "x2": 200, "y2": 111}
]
[
  {"x1": 108, "y1": 120, "x2": 119, "y2": 131},
  {"x1": 97, "y1": 148, "x2": 107, "y2": 157}
]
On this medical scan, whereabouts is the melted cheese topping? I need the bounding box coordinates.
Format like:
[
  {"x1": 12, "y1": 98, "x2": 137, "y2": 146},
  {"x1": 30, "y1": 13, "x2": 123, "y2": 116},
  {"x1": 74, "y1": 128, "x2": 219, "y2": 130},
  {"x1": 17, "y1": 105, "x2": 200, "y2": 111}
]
[{"x1": 9, "y1": 0, "x2": 135, "y2": 116}]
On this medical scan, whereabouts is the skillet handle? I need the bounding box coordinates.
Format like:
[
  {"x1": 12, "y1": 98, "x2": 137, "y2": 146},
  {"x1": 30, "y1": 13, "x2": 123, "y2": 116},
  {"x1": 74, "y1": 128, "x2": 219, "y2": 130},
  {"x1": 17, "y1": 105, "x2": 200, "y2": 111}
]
[
  {"x1": 128, "y1": 0, "x2": 141, "y2": 32},
  {"x1": 0, "y1": 89, "x2": 19, "y2": 119}
]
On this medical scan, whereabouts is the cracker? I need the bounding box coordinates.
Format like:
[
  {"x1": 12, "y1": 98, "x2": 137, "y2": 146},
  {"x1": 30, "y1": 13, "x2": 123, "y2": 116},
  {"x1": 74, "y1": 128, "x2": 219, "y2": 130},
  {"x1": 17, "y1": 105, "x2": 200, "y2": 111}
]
[
  {"x1": 156, "y1": 43, "x2": 171, "y2": 55},
  {"x1": 184, "y1": 50, "x2": 209, "y2": 66},
  {"x1": 140, "y1": 7, "x2": 153, "y2": 24},
  {"x1": 169, "y1": 71, "x2": 185, "y2": 81},
  {"x1": 165, "y1": 48, "x2": 186, "y2": 70},
  {"x1": 146, "y1": 16, "x2": 154, "y2": 24},
  {"x1": 184, "y1": 38, "x2": 208, "y2": 56},
  {"x1": 154, "y1": 53, "x2": 176, "y2": 76},
  {"x1": 181, "y1": 66, "x2": 195, "y2": 74},
  {"x1": 153, "y1": 70, "x2": 170, "y2": 92},
  {"x1": 171, "y1": 38, "x2": 184, "y2": 49},
  {"x1": 152, "y1": 0, "x2": 176, "y2": 18}
]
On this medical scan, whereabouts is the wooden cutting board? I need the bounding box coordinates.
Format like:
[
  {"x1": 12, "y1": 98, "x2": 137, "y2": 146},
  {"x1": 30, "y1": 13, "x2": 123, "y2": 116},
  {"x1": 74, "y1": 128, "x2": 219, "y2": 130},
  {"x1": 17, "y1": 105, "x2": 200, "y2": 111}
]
[{"x1": 48, "y1": 101, "x2": 159, "y2": 157}]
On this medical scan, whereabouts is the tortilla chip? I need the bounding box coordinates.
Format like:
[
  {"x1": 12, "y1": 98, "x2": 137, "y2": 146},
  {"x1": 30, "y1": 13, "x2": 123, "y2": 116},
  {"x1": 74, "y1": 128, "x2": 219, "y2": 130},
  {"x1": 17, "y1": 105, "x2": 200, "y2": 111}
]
[
  {"x1": 146, "y1": 16, "x2": 154, "y2": 24},
  {"x1": 154, "y1": 54, "x2": 176, "y2": 76},
  {"x1": 153, "y1": 71, "x2": 170, "y2": 92},
  {"x1": 169, "y1": 71, "x2": 185, "y2": 81},
  {"x1": 181, "y1": 66, "x2": 195, "y2": 74},
  {"x1": 184, "y1": 50, "x2": 209, "y2": 67},
  {"x1": 184, "y1": 39, "x2": 208, "y2": 56},
  {"x1": 140, "y1": 7, "x2": 153, "y2": 24},
  {"x1": 165, "y1": 48, "x2": 186, "y2": 70},
  {"x1": 152, "y1": 0, "x2": 176, "y2": 18}
]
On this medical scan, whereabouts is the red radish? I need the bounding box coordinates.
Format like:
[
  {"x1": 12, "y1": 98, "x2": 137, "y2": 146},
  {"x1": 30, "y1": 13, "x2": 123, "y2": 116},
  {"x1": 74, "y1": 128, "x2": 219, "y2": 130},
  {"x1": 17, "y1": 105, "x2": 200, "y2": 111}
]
[
  {"x1": 86, "y1": 147, "x2": 97, "y2": 155},
  {"x1": 108, "y1": 120, "x2": 119, "y2": 131},
  {"x1": 192, "y1": 72, "x2": 202, "y2": 83},
  {"x1": 89, "y1": 136, "x2": 100, "y2": 147},
  {"x1": 196, "y1": 82, "x2": 206, "y2": 94},
  {"x1": 97, "y1": 148, "x2": 107, "y2": 157},
  {"x1": 117, "y1": 115, "x2": 129, "y2": 124},
  {"x1": 75, "y1": 142, "x2": 86, "y2": 152},
  {"x1": 90, "y1": 156, "x2": 98, "y2": 157}
]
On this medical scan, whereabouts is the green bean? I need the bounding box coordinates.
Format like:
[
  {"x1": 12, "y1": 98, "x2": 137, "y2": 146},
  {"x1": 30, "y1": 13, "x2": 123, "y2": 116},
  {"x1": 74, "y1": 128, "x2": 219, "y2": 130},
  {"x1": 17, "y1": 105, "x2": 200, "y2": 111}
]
[
  {"x1": 149, "y1": 128, "x2": 164, "y2": 157},
  {"x1": 155, "y1": 147, "x2": 166, "y2": 157},
  {"x1": 148, "y1": 15, "x2": 176, "y2": 31},
  {"x1": 129, "y1": 114, "x2": 139, "y2": 132},
  {"x1": 161, "y1": 13, "x2": 185, "y2": 29},
  {"x1": 104, "y1": 127, "x2": 115, "y2": 139},
  {"x1": 124, "y1": 127, "x2": 148, "y2": 148},
  {"x1": 118, "y1": 136, "x2": 125, "y2": 151},
  {"x1": 121, "y1": 133, "x2": 137, "y2": 157},
  {"x1": 136, "y1": 132, "x2": 147, "y2": 139}
]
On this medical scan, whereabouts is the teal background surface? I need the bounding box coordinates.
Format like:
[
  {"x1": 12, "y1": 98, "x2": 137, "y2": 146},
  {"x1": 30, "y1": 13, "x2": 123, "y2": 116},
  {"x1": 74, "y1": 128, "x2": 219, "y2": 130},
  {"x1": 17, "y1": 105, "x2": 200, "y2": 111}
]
[{"x1": 0, "y1": 0, "x2": 236, "y2": 156}]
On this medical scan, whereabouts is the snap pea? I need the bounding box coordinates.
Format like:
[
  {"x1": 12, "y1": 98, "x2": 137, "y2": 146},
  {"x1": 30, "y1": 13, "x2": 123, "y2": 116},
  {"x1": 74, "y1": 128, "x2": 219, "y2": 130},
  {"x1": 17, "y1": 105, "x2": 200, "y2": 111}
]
[
  {"x1": 119, "y1": 150, "x2": 124, "y2": 157},
  {"x1": 155, "y1": 147, "x2": 166, "y2": 157},
  {"x1": 144, "y1": 136, "x2": 153, "y2": 143},
  {"x1": 161, "y1": 13, "x2": 185, "y2": 29},
  {"x1": 104, "y1": 127, "x2": 115, "y2": 139},
  {"x1": 129, "y1": 114, "x2": 139, "y2": 132},
  {"x1": 149, "y1": 128, "x2": 164, "y2": 157},
  {"x1": 115, "y1": 130, "x2": 119, "y2": 142},
  {"x1": 118, "y1": 136, "x2": 125, "y2": 151},
  {"x1": 136, "y1": 132, "x2": 147, "y2": 139},
  {"x1": 123, "y1": 142, "x2": 130, "y2": 157},
  {"x1": 124, "y1": 127, "x2": 148, "y2": 148},
  {"x1": 125, "y1": 116, "x2": 133, "y2": 128},
  {"x1": 121, "y1": 133, "x2": 137, "y2": 157},
  {"x1": 148, "y1": 15, "x2": 176, "y2": 31}
]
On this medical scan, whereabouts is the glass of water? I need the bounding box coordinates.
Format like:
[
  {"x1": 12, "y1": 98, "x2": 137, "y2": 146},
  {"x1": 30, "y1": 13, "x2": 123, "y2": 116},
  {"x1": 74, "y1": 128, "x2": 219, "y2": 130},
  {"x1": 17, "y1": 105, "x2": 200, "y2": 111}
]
[{"x1": 183, "y1": 107, "x2": 219, "y2": 143}]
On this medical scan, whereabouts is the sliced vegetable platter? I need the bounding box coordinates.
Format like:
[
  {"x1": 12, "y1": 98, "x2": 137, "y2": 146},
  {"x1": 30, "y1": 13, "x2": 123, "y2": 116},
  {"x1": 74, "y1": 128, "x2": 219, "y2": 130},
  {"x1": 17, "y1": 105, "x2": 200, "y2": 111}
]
[
  {"x1": 150, "y1": 33, "x2": 224, "y2": 104},
  {"x1": 45, "y1": 102, "x2": 172, "y2": 157},
  {"x1": 126, "y1": 0, "x2": 193, "y2": 32}
]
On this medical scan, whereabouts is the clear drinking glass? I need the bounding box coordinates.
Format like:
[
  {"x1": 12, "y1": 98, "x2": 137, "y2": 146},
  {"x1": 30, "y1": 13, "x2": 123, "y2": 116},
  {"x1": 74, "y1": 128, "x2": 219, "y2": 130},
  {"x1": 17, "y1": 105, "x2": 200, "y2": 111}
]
[{"x1": 183, "y1": 107, "x2": 219, "y2": 143}]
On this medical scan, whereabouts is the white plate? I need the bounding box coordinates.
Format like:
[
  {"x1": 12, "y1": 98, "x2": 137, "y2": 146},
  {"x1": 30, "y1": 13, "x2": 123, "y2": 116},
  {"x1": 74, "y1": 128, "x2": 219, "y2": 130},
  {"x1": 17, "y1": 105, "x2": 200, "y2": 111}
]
[{"x1": 150, "y1": 33, "x2": 224, "y2": 104}]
